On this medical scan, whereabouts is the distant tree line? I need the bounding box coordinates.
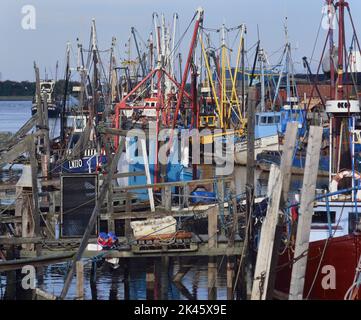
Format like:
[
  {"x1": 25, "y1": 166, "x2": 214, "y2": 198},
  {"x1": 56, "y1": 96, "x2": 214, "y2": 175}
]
[{"x1": 0, "y1": 80, "x2": 80, "y2": 97}]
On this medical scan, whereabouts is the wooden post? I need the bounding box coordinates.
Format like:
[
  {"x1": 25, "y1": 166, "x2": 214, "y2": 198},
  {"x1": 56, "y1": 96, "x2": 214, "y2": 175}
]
[
  {"x1": 14, "y1": 186, "x2": 24, "y2": 237},
  {"x1": 289, "y1": 126, "x2": 323, "y2": 300},
  {"x1": 251, "y1": 165, "x2": 282, "y2": 300},
  {"x1": 34, "y1": 63, "x2": 44, "y2": 129},
  {"x1": 280, "y1": 123, "x2": 299, "y2": 205},
  {"x1": 90, "y1": 260, "x2": 97, "y2": 300},
  {"x1": 76, "y1": 261, "x2": 84, "y2": 300},
  {"x1": 47, "y1": 191, "x2": 56, "y2": 239},
  {"x1": 183, "y1": 184, "x2": 190, "y2": 208},
  {"x1": 41, "y1": 93, "x2": 51, "y2": 180},
  {"x1": 217, "y1": 178, "x2": 225, "y2": 236},
  {"x1": 160, "y1": 256, "x2": 170, "y2": 300},
  {"x1": 164, "y1": 186, "x2": 172, "y2": 211},
  {"x1": 146, "y1": 261, "x2": 155, "y2": 300},
  {"x1": 28, "y1": 139, "x2": 41, "y2": 257},
  {"x1": 123, "y1": 260, "x2": 130, "y2": 300},
  {"x1": 228, "y1": 176, "x2": 238, "y2": 246},
  {"x1": 124, "y1": 192, "x2": 132, "y2": 238},
  {"x1": 244, "y1": 86, "x2": 257, "y2": 298},
  {"x1": 208, "y1": 258, "x2": 217, "y2": 300},
  {"x1": 208, "y1": 206, "x2": 218, "y2": 249},
  {"x1": 4, "y1": 246, "x2": 16, "y2": 300},
  {"x1": 208, "y1": 206, "x2": 218, "y2": 300},
  {"x1": 251, "y1": 123, "x2": 298, "y2": 300},
  {"x1": 140, "y1": 138, "x2": 155, "y2": 212},
  {"x1": 107, "y1": 182, "x2": 115, "y2": 232},
  {"x1": 227, "y1": 258, "x2": 235, "y2": 300},
  {"x1": 266, "y1": 122, "x2": 298, "y2": 299},
  {"x1": 246, "y1": 87, "x2": 256, "y2": 218}
]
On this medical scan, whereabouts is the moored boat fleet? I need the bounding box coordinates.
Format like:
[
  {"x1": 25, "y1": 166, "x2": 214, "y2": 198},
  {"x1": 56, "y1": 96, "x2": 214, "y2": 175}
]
[{"x1": 2, "y1": 0, "x2": 361, "y2": 300}]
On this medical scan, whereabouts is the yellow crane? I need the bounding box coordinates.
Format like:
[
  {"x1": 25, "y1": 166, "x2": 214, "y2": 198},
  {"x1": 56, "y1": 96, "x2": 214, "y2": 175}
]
[{"x1": 199, "y1": 24, "x2": 247, "y2": 144}]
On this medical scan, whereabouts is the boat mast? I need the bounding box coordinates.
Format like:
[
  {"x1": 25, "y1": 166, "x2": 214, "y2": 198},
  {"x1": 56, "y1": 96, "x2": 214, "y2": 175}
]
[
  {"x1": 131, "y1": 27, "x2": 146, "y2": 79},
  {"x1": 221, "y1": 23, "x2": 226, "y2": 128},
  {"x1": 259, "y1": 47, "x2": 266, "y2": 112},
  {"x1": 61, "y1": 42, "x2": 71, "y2": 143},
  {"x1": 326, "y1": 0, "x2": 360, "y2": 193},
  {"x1": 170, "y1": 13, "x2": 178, "y2": 79},
  {"x1": 336, "y1": 0, "x2": 345, "y2": 100},
  {"x1": 328, "y1": 0, "x2": 336, "y2": 99}
]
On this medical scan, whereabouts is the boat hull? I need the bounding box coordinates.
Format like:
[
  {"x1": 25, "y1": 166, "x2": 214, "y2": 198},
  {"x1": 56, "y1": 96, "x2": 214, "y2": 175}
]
[
  {"x1": 275, "y1": 233, "x2": 361, "y2": 300},
  {"x1": 234, "y1": 135, "x2": 280, "y2": 165},
  {"x1": 31, "y1": 104, "x2": 61, "y2": 118}
]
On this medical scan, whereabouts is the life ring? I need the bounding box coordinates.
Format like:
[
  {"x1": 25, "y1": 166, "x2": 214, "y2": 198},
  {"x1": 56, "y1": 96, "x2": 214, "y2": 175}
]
[{"x1": 330, "y1": 170, "x2": 361, "y2": 200}]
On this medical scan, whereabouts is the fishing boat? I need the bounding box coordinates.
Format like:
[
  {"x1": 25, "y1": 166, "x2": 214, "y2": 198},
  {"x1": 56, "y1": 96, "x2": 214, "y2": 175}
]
[
  {"x1": 31, "y1": 80, "x2": 61, "y2": 118},
  {"x1": 234, "y1": 28, "x2": 306, "y2": 165},
  {"x1": 274, "y1": 0, "x2": 361, "y2": 300}
]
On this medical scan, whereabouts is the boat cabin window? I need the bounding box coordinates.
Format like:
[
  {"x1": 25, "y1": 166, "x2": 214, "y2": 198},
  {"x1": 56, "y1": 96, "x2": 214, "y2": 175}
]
[
  {"x1": 354, "y1": 132, "x2": 361, "y2": 143},
  {"x1": 349, "y1": 212, "x2": 361, "y2": 234},
  {"x1": 259, "y1": 115, "x2": 280, "y2": 125},
  {"x1": 145, "y1": 101, "x2": 157, "y2": 107},
  {"x1": 312, "y1": 211, "x2": 336, "y2": 224},
  {"x1": 267, "y1": 116, "x2": 275, "y2": 124},
  {"x1": 75, "y1": 119, "x2": 84, "y2": 130},
  {"x1": 41, "y1": 84, "x2": 51, "y2": 90}
]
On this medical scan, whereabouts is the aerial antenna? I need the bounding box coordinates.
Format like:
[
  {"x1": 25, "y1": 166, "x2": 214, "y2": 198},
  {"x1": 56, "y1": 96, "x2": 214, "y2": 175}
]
[
  {"x1": 284, "y1": 16, "x2": 289, "y2": 45},
  {"x1": 55, "y1": 61, "x2": 59, "y2": 82}
]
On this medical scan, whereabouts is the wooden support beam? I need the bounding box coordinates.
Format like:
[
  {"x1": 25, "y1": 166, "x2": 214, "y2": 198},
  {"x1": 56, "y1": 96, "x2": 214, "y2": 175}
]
[
  {"x1": 289, "y1": 126, "x2": 323, "y2": 300},
  {"x1": 76, "y1": 261, "x2": 84, "y2": 300},
  {"x1": 173, "y1": 265, "x2": 192, "y2": 282},
  {"x1": 1, "y1": 114, "x2": 38, "y2": 151},
  {"x1": 251, "y1": 165, "x2": 282, "y2": 300},
  {"x1": 41, "y1": 93, "x2": 51, "y2": 180},
  {"x1": 0, "y1": 215, "x2": 22, "y2": 224},
  {"x1": 251, "y1": 122, "x2": 298, "y2": 300},
  {"x1": 244, "y1": 86, "x2": 257, "y2": 298},
  {"x1": 0, "y1": 135, "x2": 36, "y2": 167},
  {"x1": 28, "y1": 138, "x2": 41, "y2": 257},
  {"x1": 34, "y1": 63, "x2": 44, "y2": 128},
  {"x1": 280, "y1": 122, "x2": 299, "y2": 205},
  {"x1": 114, "y1": 177, "x2": 231, "y2": 191},
  {"x1": 0, "y1": 237, "x2": 42, "y2": 245},
  {"x1": 35, "y1": 288, "x2": 57, "y2": 300},
  {"x1": 0, "y1": 253, "x2": 74, "y2": 272},
  {"x1": 99, "y1": 171, "x2": 146, "y2": 179}
]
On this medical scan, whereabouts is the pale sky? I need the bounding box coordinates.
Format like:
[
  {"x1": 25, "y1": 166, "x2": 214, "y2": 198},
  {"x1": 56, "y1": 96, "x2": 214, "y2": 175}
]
[{"x1": 0, "y1": 0, "x2": 360, "y2": 81}]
